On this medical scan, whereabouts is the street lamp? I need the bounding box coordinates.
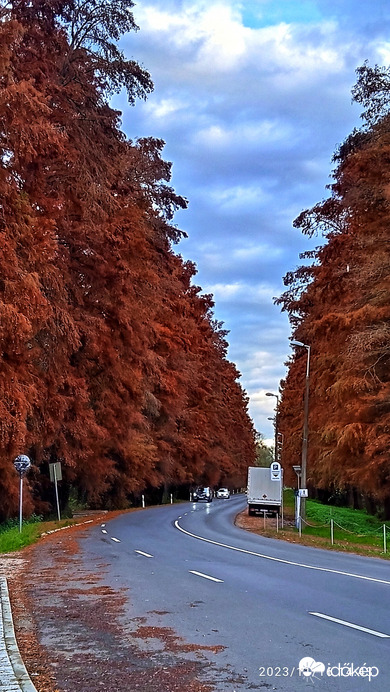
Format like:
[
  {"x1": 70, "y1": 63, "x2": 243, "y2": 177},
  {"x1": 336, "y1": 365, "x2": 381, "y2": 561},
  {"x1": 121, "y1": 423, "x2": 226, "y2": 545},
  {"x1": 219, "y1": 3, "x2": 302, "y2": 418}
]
[
  {"x1": 290, "y1": 340, "x2": 310, "y2": 522},
  {"x1": 292, "y1": 465, "x2": 302, "y2": 490},
  {"x1": 266, "y1": 392, "x2": 279, "y2": 464}
]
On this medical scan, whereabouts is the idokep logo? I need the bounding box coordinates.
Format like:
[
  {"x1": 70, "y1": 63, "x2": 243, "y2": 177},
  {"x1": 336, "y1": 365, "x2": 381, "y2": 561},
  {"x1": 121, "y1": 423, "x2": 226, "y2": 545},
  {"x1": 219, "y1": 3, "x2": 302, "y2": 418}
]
[
  {"x1": 298, "y1": 657, "x2": 379, "y2": 683},
  {"x1": 299, "y1": 657, "x2": 326, "y2": 682}
]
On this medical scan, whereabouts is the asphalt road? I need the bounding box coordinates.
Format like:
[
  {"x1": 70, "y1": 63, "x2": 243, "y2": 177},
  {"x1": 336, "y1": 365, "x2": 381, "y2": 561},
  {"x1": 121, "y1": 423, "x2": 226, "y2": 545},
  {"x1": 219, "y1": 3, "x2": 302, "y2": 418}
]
[{"x1": 77, "y1": 494, "x2": 390, "y2": 691}]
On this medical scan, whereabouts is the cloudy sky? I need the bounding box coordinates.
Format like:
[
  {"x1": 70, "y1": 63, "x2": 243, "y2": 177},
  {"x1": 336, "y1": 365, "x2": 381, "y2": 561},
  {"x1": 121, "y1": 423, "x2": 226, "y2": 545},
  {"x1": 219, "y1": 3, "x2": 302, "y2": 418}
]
[{"x1": 112, "y1": 0, "x2": 389, "y2": 442}]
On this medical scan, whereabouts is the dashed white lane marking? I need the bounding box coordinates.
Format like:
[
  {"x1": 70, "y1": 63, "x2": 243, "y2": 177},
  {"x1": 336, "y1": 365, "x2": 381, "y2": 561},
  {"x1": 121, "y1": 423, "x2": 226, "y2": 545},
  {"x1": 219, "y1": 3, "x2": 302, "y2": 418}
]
[
  {"x1": 189, "y1": 570, "x2": 224, "y2": 583},
  {"x1": 135, "y1": 550, "x2": 153, "y2": 558},
  {"x1": 101, "y1": 523, "x2": 106, "y2": 527},
  {"x1": 111, "y1": 537, "x2": 121, "y2": 543},
  {"x1": 310, "y1": 612, "x2": 390, "y2": 638},
  {"x1": 174, "y1": 520, "x2": 390, "y2": 586},
  {"x1": 101, "y1": 529, "x2": 107, "y2": 534}
]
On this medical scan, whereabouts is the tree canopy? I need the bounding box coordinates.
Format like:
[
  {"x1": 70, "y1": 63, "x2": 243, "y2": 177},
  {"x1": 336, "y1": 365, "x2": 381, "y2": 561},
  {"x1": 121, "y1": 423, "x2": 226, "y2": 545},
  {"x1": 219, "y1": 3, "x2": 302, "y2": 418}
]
[{"x1": 0, "y1": 0, "x2": 255, "y2": 519}]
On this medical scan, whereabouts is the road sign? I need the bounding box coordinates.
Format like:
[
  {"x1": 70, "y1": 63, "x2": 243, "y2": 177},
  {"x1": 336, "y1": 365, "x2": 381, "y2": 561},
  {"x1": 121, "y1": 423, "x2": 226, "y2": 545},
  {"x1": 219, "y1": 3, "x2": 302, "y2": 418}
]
[
  {"x1": 49, "y1": 462, "x2": 62, "y2": 521},
  {"x1": 13, "y1": 454, "x2": 31, "y2": 476},
  {"x1": 13, "y1": 455, "x2": 31, "y2": 533},
  {"x1": 298, "y1": 488, "x2": 308, "y2": 498},
  {"x1": 270, "y1": 462, "x2": 281, "y2": 481},
  {"x1": 49, "y1": 462, "x2": 62, "y2": 482}
]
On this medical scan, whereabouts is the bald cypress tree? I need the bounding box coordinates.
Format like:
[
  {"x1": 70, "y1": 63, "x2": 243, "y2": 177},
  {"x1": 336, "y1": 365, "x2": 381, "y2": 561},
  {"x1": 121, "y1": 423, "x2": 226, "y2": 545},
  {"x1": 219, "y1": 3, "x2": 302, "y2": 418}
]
[{"x1": 0, "y1": 0, "x2": 255, "y2": 519}]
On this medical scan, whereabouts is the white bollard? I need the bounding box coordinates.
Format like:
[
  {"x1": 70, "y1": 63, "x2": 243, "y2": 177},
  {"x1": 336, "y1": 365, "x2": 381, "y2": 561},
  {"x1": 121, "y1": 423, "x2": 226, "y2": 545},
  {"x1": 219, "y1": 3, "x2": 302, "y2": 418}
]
[{"x1": 142, "y1": 494, "x2": 145, "y2": 508}]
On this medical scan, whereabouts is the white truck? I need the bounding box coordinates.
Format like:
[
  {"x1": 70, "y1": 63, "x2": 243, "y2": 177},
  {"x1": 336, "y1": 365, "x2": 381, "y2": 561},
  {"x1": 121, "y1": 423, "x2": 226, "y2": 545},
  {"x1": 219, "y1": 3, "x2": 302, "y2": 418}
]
[{"x1": 247, "y1": 464, "x2": 282, "y2": 516}]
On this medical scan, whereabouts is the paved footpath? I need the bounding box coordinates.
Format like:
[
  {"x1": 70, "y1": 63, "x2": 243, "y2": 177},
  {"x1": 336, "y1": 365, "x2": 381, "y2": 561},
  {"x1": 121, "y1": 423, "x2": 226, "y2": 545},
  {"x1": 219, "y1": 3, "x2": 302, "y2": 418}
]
[{"x1": 0, "y1": 577, "x2": 37, "y2": 692}]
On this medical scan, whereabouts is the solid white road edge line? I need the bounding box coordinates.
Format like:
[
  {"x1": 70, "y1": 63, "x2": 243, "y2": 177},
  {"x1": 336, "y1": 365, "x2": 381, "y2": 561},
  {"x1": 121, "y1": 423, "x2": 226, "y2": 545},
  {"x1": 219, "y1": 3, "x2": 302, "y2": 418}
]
[
  {"x1": 310, "y1": 612, "x2": 390, "y2": 638},
  {"x1": 111, "y1": 537, "x2": 121, "y2": 543},
  {"x1": 189, "y1": 570, "x2": 224, "y2": 583},
  {"x1": 174, "y1": 520, "x2": 390, "y2": 586},
  {"x1": 135, "y1": 550, "x2": 153, "y2": 558}
]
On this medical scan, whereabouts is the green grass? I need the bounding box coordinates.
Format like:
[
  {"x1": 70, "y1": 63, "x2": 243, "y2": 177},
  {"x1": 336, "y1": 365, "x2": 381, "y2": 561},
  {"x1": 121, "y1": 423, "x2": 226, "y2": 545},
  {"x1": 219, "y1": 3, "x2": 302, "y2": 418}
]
[
  {"x1": 283, "y1": 488, "x2": 295, "y2": 511},
  {"x1": 306, "y1": 500, "x2": 383, "y2": 533},
  {"x1": 0, "y1": 521, "x2": 43, "y2": 553},
  {"x1": 0, "y1": 515, "x2": 76, "y2": 553},
  {"x1": 280, "y1": 489, "x2": 389, "y2": 556}
]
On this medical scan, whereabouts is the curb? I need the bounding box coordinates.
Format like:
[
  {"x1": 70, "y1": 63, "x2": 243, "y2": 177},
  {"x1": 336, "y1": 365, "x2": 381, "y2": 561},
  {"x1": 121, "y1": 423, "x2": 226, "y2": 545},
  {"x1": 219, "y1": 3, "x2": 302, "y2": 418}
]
[
  {"x1": 0, "y1": 577, "x2": 37, "y2": 692},
  {"x1": 40, "y1": 517, "x2": 95, "y2": 537}
]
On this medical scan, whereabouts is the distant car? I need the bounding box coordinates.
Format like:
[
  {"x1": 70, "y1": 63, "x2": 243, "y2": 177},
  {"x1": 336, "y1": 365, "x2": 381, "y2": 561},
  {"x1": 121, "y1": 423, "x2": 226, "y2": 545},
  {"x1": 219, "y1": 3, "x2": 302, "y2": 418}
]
[
  {"x1": 193, "y1": 486, "x2": 213, "y2": 502},
  {"x1": 216, "y1": 488, "x2": 230, "y2": 499}
]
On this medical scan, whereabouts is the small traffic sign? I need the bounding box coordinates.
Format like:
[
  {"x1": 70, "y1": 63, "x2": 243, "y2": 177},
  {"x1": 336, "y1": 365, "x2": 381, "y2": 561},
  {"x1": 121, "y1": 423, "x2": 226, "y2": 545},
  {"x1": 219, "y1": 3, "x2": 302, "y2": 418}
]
[
  {"x1": 13, "y1": 455, "x2": 31, "y2": 476},
  {"x1": 49, "y1": 461, "x2": 62, "y2": 482},
  {"x1": 270, "y1": 462, "x2": 281, "y2": 481},
  {"x1": 13, "y1": 455, "x2": 31, "y2": 533}
]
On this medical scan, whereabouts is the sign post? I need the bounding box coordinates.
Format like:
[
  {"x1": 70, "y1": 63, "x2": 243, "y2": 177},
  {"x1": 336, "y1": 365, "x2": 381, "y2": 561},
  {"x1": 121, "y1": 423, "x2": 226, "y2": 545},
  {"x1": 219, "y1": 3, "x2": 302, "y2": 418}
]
[
  {"x1": 49, "y1": 462, "x2": 62, "y2": 521},
  {"x1": 13, "y1": 455, "x2": 31, "y2": 533}
]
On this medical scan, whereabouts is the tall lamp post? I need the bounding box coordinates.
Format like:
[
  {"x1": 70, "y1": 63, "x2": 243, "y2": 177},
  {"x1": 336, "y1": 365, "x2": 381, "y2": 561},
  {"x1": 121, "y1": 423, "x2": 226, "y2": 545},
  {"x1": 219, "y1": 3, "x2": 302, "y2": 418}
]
[
  {"x1": 290, "y1": 341, "x2": 310, "y2": 522},
  {"x1": 266, "y1": 392, "x2": 279, "y2": 463}
]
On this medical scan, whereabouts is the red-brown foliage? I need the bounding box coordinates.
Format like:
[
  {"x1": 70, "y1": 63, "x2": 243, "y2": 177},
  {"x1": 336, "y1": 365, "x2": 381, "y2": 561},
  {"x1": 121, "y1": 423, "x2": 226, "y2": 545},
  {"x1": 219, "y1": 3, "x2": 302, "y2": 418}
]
[{"x1": 0, "y1": 0, "x2": 255, "y2": 519}]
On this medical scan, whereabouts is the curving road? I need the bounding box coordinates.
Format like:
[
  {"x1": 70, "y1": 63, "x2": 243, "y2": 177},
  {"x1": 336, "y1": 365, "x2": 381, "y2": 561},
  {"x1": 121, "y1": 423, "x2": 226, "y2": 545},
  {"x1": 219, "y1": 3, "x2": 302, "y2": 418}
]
[{"x1": 77, "y1": 494, "x2": 390, "y2": 691}]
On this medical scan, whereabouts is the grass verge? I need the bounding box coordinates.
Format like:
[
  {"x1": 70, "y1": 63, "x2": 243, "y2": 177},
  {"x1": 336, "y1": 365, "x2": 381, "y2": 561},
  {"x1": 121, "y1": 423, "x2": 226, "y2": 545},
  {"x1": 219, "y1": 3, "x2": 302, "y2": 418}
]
[
  {"x1": 238, "y1": 489, "x2": 390, "y2": 559},
  {"x1": 0, "y1": 516, "x2": 76, "y2": 554}
]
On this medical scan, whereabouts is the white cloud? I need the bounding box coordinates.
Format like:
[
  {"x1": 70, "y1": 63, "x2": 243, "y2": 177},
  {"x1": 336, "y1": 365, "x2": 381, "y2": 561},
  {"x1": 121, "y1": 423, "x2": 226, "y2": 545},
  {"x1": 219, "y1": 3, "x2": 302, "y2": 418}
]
[
  {"x1": 377, "y1": 41, "x2": 390, "y2": 64},
  {"x1": 208, "y1": 184, "x2": 272, "y2": 210},
  {"x1": 204, "y1": 281, "x2": 276, "y2": 304},
  {"x1": 233, "y1": 244, "x2": 283, "y2": 260},
  {"x1": 145, "y1": 97, "x2": 186, "y2": 119},
  {"x1": 196, "y1": 4, "x2": 249, "y2": 70}
]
